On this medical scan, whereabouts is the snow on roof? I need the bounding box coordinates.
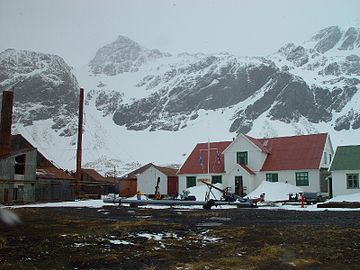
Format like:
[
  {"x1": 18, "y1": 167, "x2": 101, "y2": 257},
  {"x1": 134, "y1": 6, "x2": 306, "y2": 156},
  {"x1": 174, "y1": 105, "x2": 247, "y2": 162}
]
[
  {"x1": 246, "y1": 181, "x2": 303, "y2": 202},
  {"x1": 36, "y1": 167, "x2": 74, "y2": 180}
]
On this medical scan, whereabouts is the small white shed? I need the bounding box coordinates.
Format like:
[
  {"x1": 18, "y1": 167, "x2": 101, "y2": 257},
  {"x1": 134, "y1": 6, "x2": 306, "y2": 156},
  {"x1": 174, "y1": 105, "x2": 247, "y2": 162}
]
[{"x1": 130, "y1": 163, "x2": 178, "y2": 197}]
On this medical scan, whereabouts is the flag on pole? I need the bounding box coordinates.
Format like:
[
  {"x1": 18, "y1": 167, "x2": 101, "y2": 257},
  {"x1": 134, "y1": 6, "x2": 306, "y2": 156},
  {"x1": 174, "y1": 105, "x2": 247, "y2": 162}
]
[{"x1": 216, "y1": 150, "x2": 221, "y2": 164}]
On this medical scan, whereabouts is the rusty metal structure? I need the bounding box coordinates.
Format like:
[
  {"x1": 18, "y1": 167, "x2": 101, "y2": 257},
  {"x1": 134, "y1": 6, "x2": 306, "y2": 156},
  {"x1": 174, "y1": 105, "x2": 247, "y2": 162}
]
[
  {"x1": 0, "y1": 90, "x2": 14, "y2": 157},
  {"x1": 0, "y1": 89, "x2": 37, "y2": 203},
  {"x1": 75, "y1": 88, "x2": 84, "y2": 196}
]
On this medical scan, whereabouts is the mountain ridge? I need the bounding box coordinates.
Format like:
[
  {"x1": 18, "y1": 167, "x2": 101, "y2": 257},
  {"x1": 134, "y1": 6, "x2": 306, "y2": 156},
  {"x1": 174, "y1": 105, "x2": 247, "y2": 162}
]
[{"x1": 1, "y1": 25, "x2": 359, "y2": 175}]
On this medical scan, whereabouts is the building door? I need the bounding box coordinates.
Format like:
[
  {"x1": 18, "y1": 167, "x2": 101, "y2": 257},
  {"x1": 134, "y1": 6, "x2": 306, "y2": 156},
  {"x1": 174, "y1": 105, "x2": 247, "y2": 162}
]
[
  {"x1": 4, "y1": 189, "x2": 9, "y2": 203},
  {"x1": 328, "y1": 177, "x2": 333, "y2": 199},
  {"x1": 167, "y1": 176, "x2": 179, "y2": 197},
  {"x1": 13, "y1": 188, "x2": 18, "y2": 201},
  {"x1": 235, "y1": 176, "x2": 244, "y2": 196}
]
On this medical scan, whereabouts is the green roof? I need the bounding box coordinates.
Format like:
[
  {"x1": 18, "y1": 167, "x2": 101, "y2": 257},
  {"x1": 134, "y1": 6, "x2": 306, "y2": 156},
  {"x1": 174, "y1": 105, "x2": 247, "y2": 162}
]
[{"x1": 330, "y1": 145, "x2": 360, "y2": 171}]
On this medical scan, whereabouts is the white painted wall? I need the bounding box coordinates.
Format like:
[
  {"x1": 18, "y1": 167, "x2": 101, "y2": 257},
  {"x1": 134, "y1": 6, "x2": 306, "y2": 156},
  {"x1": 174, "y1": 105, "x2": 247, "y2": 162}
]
[
  {"x1": 256, "y1": 169, "x2": 321, "y2": 192},
  {"x1": 137, "y1": 166, "x2": 167, "y2": 195},
  {"x1": 224, "y1": 135, "x2": 267, "y2": 173},
  {"x1": 320, "y1": 135, "x2": 334, "y2": 168},
  {"x1": 179, "y1": 134, "x2": 329, "y2": 196},
  {"x1": 180, "y1": 169, "x2": 321, "y2": 195},
  {"x1": 225, "y1": 164, "x2": 256, "y2": 195},
  {"x1": 178, "y1": 173, "x2": 226, "y2": 193},
  {"x1": 332, "y1": 170, "x2": 360, "y2": 197}
]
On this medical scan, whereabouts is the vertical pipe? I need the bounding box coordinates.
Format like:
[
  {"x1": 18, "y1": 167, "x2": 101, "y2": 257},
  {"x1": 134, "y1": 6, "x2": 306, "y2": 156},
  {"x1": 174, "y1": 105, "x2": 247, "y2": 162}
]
[
  {"x1": 0, "y1": 90, "x2": 14, "y2": 157},
  {"x1": 75, "y1": 88, "x2": 84, "y2": 196},
  {"x1": 207, "y1": 138, "x2": 210, "y2": 182}
]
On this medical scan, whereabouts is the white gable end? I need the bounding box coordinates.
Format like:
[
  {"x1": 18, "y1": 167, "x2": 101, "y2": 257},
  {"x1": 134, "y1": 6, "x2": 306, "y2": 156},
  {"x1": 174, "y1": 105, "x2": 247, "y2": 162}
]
[
  {"x1": 320, "y1": 135, "x2": 334, "y2": 168},
  {"x1": 137, "y1": 166, "x2": 167, "y2": 195},
  {"x1": 224, "y1": 134, "x2": 267, "y2": 173}
]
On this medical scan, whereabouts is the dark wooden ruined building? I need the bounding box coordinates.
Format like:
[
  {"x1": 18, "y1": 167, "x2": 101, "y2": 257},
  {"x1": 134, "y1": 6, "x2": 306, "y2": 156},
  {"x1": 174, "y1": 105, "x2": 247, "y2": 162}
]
[
  {"x1": 0, "y1": 90, "x2": 75, "y2": 204},
  {"x1": 77, "y1": 168, "x2": 116, "y2": 198}
]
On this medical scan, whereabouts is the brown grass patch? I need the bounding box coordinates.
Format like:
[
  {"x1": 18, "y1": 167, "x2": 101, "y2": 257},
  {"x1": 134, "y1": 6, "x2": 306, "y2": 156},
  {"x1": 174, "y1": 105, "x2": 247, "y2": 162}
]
[{"x1": 248, "y1": 245, "x2": 285, "y2": 267}]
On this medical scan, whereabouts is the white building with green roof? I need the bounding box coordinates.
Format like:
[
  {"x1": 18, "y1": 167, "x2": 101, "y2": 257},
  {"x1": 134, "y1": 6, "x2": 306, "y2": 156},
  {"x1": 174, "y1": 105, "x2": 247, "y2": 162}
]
[{"x1": 330, "y1": 145, "x2": 360, "y2": 197}]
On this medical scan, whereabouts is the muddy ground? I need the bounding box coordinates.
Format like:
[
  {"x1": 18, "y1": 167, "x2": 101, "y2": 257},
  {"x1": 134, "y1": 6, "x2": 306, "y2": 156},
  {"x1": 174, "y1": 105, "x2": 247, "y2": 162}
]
[{"x1": 1, "y1": 206, "x2": 360, "y2": 270}]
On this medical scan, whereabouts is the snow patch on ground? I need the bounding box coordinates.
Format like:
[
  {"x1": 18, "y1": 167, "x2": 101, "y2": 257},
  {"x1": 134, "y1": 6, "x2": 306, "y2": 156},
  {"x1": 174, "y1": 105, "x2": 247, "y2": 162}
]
[
  {"x1": 186, "y1": 183, "x2": 224, "y2": 201},
  {"x1": 7, "y1": 199, "x2": 107, "y2": 209},
  {"x1": 109, "y1": 239, "x2": 134, "y2": 245},
  {"x1": 328, "y1": 192, "x2": 360, "y2": 202},
  {"x1": 5, "y1": 189, "x2": 360, "y2": 212},
  {"x1": 246, "y1": 181, "x2": 303, "y2": 202}
]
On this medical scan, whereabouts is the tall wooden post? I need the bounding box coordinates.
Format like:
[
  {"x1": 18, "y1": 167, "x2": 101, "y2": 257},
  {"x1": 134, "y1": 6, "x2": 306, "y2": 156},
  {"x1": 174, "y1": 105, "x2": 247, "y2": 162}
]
[
  {"x1": 0, "y1": 90, "x2": 14, "y2": 157},
  {"x1": 75, "y1": 88, "x2": 84, "y2": 196}
]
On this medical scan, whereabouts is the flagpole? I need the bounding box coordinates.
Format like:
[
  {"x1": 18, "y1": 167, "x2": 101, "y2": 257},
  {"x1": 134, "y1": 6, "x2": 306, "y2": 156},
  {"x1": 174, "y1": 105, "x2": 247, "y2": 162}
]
[{"x1": 208, "y1": 138, "x2": 210, "y2": 183}]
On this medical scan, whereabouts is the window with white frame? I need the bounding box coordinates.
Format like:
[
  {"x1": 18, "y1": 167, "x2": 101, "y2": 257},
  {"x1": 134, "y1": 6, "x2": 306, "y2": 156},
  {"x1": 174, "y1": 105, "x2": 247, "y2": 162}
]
[
  {"x1": 347, "y1": 174, "x2": 359, "y2": 189},
  {"x1": 186, "y1": 176, "x2": 196, "y2": 188},
  {"x1": 237, "y1": 151, "x2": 248, "y2": 165},
  {"x1": 296, "y1": 172, "x2": 309, "y2": 186},
  {"x1": 266, "y1": 173, "x2": 278, "y2": 182},
  {"x1": 211, "y1": 175, "x2": 222, "y2": 184}
]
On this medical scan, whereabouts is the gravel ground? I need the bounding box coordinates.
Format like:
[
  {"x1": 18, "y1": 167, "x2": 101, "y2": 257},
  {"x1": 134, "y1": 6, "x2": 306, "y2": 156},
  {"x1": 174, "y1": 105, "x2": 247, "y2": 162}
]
[{"x1": 1, "y1": 206, "x2": 360, "y2": 269}]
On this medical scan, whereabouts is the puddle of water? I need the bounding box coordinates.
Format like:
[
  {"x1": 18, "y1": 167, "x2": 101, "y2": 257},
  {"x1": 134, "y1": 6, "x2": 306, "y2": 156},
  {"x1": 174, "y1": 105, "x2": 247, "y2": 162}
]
[
  {"x1": 196, "y1": 222, "x2": 223, "y2": 227},
  {"x1": 209, "y1": 217, "x2": 231, "y2": 221}
]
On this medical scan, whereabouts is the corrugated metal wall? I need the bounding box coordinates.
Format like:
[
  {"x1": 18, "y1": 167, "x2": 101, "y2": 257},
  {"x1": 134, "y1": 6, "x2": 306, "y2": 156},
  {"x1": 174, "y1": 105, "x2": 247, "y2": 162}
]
[
  {"x1": 35, "y1": 180, "x2": 76, "y2": 202},
  {"x1": 119, "y1": 180, "x2": 137, "y2": 197}
]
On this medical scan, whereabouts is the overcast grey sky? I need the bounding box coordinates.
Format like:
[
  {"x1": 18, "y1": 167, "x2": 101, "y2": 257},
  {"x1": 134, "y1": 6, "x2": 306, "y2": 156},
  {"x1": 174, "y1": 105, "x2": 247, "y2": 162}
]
[{"x1": 1, "y1": 0, "x2": 359, "y2": 68}]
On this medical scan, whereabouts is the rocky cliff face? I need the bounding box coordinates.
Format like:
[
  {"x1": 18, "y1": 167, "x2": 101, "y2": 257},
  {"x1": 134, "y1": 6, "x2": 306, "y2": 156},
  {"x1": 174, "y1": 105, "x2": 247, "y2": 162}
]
[
  {"x1": 0, "y1": 49, "x2": 80, "y2": 136},
  {"x1": 2, "y1": 26, "x2": 360, "y2": 138},
  {"x1": 89, "y1": 35, "x2": 170, "y2": 76},
  {"x1": 112, "y1": 55, "x2": 282, "y2": 132},
  {"x1": 84, "y1": 26, "x2": 359, "y2": 134}
]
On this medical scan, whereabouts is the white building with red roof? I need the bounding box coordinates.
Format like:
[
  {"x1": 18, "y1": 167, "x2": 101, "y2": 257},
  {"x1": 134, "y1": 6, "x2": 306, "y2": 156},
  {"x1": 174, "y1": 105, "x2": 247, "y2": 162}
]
[{"x1": 177, "y1": 133, "x2": 333, "y2": 196}]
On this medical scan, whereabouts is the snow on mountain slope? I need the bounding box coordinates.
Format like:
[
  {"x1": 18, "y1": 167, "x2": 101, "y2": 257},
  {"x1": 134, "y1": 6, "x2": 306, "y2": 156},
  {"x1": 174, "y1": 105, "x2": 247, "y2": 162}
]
[
  {"x1": 89, "y1": 35, "x2": 171, "y2": 76},
  {"x1": 0, "y1": 49, "x2": 80, "y2": 136},
  {"x1": 2, "y1": 25, "x2": 360, "y2": 175}
]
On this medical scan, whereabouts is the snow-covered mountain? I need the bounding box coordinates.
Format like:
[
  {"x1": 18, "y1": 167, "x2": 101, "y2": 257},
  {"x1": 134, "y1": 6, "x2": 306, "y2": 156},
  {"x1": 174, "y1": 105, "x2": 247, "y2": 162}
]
[
  {"x1": 0, "y1": 49, "x2": 79, "y2": 137},
  {"x1": 1, "y1": 25, "x2": 360, "y2": 175},
  {"x1": 89, "y1": 35, "x2": 171, "y2": 76}
]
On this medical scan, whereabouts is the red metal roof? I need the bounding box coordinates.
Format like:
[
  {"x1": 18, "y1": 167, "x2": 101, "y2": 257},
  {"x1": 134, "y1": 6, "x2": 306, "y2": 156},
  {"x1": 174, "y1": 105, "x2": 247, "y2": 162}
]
[
  {"x1": 36, "y1": 167, "x2": 75, "y2": 180},
  {"x1": 122, "y1": 163, "x2": 178, "y2": 180},
  {"x1": 178, "y1": 133, "x2": 328, "y2": 175},
  {"x1": 259, "y1": 133, "x2": 328, "y2": 171},
  {"x1": 155, "y1": 165, "x2": 178, "y2": 176},
  {"x1": 82, "y1": 168, "x2": 106, "y2": 182},
  {"x1": 121, "y1": 163, "x2": 154, "y2": 180},
  {"x1": 239, "y1": 164, "x2": 256, "y2": 175},
  {"x1": 177, "y1": 141, "x2": 232, "y2": 175},
  {"x1": 245, "y1": 135, "x2": 271, "y2": 153},
  {"x1": 0, "y1": 147, "x2": 36, "y2": 160}
]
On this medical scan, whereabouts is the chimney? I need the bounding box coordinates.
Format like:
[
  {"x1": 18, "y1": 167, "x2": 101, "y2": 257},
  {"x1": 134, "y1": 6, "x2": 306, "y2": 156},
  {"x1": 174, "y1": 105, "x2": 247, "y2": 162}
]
[
  {"x1": 0, "y1": 90, "x2": 14, "y2": 157},
  {"x1": 75, "y1": 88, "x2": 84, "y2": 196}
]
